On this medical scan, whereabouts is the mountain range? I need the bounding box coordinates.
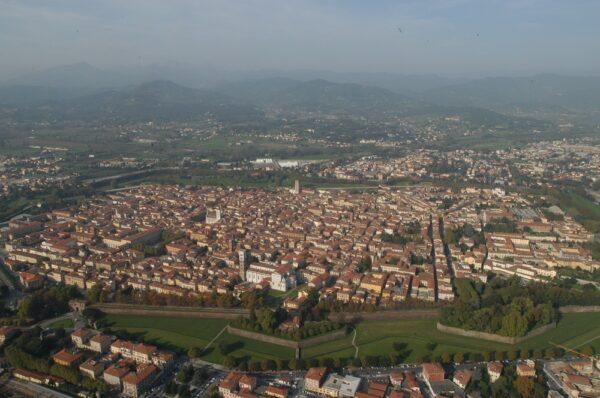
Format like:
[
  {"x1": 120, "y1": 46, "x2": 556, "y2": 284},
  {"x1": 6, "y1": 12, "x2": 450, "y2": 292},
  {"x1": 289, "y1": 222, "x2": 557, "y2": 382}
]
[{"x1": 1, "y1": 63, "x2": 599, "y2": 124}]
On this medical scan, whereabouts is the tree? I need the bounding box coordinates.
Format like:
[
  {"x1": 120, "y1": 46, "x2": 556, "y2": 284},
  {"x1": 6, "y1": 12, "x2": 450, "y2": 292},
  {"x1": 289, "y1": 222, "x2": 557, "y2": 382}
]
[
  {"x1": 261, "y1": 359, "x2": 276, "y2": 371},
  {"x1": 50, "y1": 364, "x2": 81, "y2": 385},
  {"x1": 165, "y1": 381, "x2": 178, "y2": 395},
  {"x1": 223, "y1": 356, "x2": 237, "y2": 368},
  {"x1": 218, "y1": 341, "x2": 231, "y2": 356},
  {"x1": 357, "y1": 256, "x2": 372, "y2": 272},
  {"x1": 248, "y1": 361, "x2": 261, "y2": 371},
  {"x1": 178, "y1": 383, "x2": 191, "y2": 398},
  {"x1": 453, "y1": 352, "x2": 464, "y2": 364},
  {"x1": 393, "y1": 342, "x2": 407, "y2": 351},
  {"x1": 519, "y1": 348, "x2": 530, "y2": 359},
  {"x1": 288, "y1": 358, "x2": 305, "y2": 370},
  {"x1": 188, "y1": 346, "x2": 203, "y2": 358},
  {"x1": 483, "y1": 351, "x2": 494, "y2": 362},
  {"x1": 507, "y1": 350, "x2": 518, "y2": 361},
  {"x1": 513, "y1": 376, "x2": 535, "y2": 398},
  {"x1": 255, "y1": 308, "x2": 277, "y2": 332},
  {"x1": 581, "y1": 346, "x2": 595, "y2": 356},
  {"x1": 441, "y1": 352, "x2": 452, "y2": 364},
  {"x1": 176, "y1": 366, "x2": 194, "y2": 383}
]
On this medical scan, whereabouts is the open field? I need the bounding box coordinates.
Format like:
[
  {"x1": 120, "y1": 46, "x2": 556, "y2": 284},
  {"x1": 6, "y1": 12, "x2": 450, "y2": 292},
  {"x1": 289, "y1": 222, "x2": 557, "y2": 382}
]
[
  {"x1": 104, "y1": 314, "x2": 295, "y2": 362},
  {"x1": 103, "y1": 312, "x2": 600, "y2": 365},
  {"x1": 304, "y1": 313, "x2": 600, "y2": 361},
  {"x1": 105, "y1": 314, "x2": 228, "y2": 348},
  {"x1": 48, "y1": 318, "x2": 75, "y2": 329}
]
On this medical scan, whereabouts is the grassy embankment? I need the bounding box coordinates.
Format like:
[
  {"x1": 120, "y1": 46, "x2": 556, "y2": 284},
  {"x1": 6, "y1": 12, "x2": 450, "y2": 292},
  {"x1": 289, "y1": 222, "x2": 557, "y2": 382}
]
[{"x1": 103, "y1": 312, "x2": 600, "y2": 365}]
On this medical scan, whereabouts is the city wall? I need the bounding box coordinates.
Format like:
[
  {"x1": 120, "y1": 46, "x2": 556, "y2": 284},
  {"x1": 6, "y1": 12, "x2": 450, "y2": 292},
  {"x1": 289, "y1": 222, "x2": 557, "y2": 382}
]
[
  {"x1": 92, "y1": 303, "x2": 250, "y2": 320},
  {"x1": 436, "y1": 321, "x2": 557, "y2": 345},
  {"x1": 328, "y1": 308, "x2": 439, "y2": 322},
  {"x1": 559, "y1": 305, "x2": 600, "y2": 313},
  {"x1": 226, "y1": 325, "x2": 347, "y2": 350}
]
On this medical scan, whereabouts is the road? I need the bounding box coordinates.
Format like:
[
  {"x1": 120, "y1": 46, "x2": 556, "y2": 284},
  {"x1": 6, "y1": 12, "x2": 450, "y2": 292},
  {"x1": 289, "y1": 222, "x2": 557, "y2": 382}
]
[
  {"x1": 0, "y1": 379, "x2": 73, "y2": 398},
  {"x1": 82, "y1": 167, "x2": 180, "y2": 185},
  {"x1": 0, "y1": 257, "x2": 24, "y2": 309}
]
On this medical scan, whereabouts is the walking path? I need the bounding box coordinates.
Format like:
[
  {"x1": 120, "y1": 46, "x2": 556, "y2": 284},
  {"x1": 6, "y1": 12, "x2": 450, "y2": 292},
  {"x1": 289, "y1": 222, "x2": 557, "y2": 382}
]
[
  {"x1": 352, "y1": 328, "x2": 359, "y2": 358},
  {"x1": 573, "y1": 333, "x2": 600, "y2": 349},
  {"x1": 202, "y1": 323, "x2": 229, "y2": 353}
]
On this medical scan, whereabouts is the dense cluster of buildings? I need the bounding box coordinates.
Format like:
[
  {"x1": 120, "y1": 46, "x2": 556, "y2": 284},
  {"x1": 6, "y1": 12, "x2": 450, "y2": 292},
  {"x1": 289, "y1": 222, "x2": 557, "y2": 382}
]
[
  {"x1": 544, "y1": 358, "x2": 600, "y2": 397},
  {"x1": 316, "y1": 139, "x2": 600, "y2": 190},
  {"x1": 0, "y1": 152, "x2": 74, "y2": 198},
  {"x1": 2, "y1": 184, "x2": 598, "y2": 318},
  {"x1": 218, "y1": 358, "x2": 600, "y2": 398}
]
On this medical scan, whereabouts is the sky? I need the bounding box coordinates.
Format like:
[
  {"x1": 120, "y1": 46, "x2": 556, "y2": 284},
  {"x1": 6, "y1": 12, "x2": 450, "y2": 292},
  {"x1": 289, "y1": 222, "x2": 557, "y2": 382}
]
[{"x1": 1, "y1": 0, "x2": 600, "y2": 79}]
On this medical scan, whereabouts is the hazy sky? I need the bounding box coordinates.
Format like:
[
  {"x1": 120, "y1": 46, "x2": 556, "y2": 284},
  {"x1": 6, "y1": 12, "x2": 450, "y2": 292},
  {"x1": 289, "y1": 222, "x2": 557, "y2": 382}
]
[{"x1": 1, "y1": 0, "x2": 600, "y2": 78}]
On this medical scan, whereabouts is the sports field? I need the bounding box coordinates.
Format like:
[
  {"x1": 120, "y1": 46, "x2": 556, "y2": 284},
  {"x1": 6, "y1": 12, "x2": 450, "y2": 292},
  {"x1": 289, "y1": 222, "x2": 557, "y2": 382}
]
[{"x1": 103, "y1": 312, "x2": 600, "y2": 365}]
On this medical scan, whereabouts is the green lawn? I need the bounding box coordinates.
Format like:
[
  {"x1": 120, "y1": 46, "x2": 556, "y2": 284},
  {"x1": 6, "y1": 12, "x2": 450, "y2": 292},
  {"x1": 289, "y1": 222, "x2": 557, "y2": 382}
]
[
  {"x1": 103, "y1": 314, "x2": 294, "y2": 363},
  {"x1": 102, "y1": 312, "x2": 600, "y2": 365},
  {"x1": 201, "y1": 332, "x2": 295, "y2": 364},
  {"x1": 48, "y1": 318, "x2": 75, "y2": 329},
  {"x1": 104, "y1": 314, "x2": 228, "y2": 350},
  {"x1": 303, "y1": 313, "x2": 600, "y2": 361}
]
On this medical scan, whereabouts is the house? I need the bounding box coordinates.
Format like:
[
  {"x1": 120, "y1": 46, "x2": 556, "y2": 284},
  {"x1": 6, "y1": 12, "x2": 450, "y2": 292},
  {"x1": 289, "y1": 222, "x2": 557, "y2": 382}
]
[
  {"x1": 69, "y1": 299, "x2": 87, "y2": 312},
  {"x1": 71, "y1": 328, "x2": 95, "y2": 348},
  {"x1": 239, "y1": 374, "x2": 257, "y2": 391},
  {"x1": 265, "y1": 385, "x2": 289, "y2": 398},
  {"x1": 219, "y1": 372, "x2": 243, "y2": 398},
  {"x1": 18, "y1": 271, "x2": 44, "y2": 289},
  {"x1": 52, "y1": 349, "x2": 83, "y2": 367},
  {"x1": 487, "y1": 362, "x2": 503, "y2": 383},
  {"x1": 452, "y1": 369, "x2": 473, "y2": 389},
  {"x1": 422, "y1": 363, "x2": 445, "y2": 383},
  {"x1": 389, "y1": 371, "x2": 404, "y2": 386},
  {"x1": 319, "y1": 374, "x2": 362, "y2": 398},
  {"x1": 79, "y1": 359, "x2": 105, "y2": 379},
  {"x1": 122, "y1": 364, "x2": 157, "y2": 397},
  {"x1": 104, "y1": 360, "x2": 134, "y2": 387},
  {"x1": 13, "y1": 368, "x2": 62, "y2": 387},
  {"x1": 516, "y1": 360, "x2": 536, "y2": 377},
  {"x1": 89, "y1": 333, "x2": 112, "y2": 353},
  {"x1": 132, "y1": 343, "x2": 157, "y2": 364},
  {"x1": 304, "y1": 367, "x2": 328, "y2": 393}
]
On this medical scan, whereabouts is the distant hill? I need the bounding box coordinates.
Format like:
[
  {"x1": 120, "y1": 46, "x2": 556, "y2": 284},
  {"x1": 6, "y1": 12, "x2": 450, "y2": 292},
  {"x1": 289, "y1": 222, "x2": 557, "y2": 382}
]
[
  {"x1": 216, "y1": 78, "x2": 420, "y2": 115},
  {"x1": 4, "y1": 62, "x2": 130, "y2": 89},
  {"x1": 0, "y1": 85, "x2": 94, "y2": 106},
  {"x1": 0, "y1": 77, "x2": 547, "y2": 128},
  {"x1": 423, "y1": 74, "x2": 600, "y2": 114},
  {"x1": 215, "y1": 77, "x2": 526, "y2": 126},
  {"x1": 4, "y1": 80, "x2": 263, "y2": 123}
]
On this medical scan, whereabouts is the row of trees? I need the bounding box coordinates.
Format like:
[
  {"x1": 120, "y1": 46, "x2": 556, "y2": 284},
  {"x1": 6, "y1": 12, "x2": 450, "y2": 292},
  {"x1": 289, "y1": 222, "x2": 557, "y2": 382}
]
[
  {"x1": 102, "y1": 285, "x2": 242, "y2": 308},
  {"x1": 318, "y1": 296, "x2": 441, "y2": 314},
  {"x1": 219, "y1": 343, "x2": 594, "y2": 371}
]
